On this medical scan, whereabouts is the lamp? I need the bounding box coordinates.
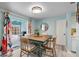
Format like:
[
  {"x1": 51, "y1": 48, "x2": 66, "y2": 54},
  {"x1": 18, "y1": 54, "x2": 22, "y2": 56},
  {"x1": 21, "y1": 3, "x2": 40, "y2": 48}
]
[{"x1": 32, "y1": 6, "x2": 42, "y2": 13}]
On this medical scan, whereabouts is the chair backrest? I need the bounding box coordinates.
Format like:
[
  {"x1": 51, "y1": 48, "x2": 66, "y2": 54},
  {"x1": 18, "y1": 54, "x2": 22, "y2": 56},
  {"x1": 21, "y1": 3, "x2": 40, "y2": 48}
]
[
  {"x1": 47, "y1": 36, "x2": 56, "y2": 49},
  {"x1": 20, "y1": 36, "x2": 29, "y2": 50},
  {"x1": 53, "y1": 37, "x2": 56, "y2": 48},
  {"x1": 48, "y1": 36, "x2": 53, "y2": 48}
]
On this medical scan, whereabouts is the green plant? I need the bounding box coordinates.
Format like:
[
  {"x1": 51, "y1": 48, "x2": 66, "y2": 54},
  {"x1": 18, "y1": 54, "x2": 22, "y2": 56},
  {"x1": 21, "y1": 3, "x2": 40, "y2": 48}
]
[{"x1": 34, "y1": 29, "x2": 40, "y2": 36}]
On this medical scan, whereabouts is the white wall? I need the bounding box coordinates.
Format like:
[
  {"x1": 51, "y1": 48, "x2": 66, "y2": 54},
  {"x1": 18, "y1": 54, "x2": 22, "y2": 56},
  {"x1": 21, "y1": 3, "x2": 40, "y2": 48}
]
[
  {"x1": 66, "y1": 11, "x2": 76, "y2": 51},
  {"x1": 34, "y1": 15, "x2": 66, "y2": 36},
  {"x1": 76, "y1": 23, "x2": 79, "y2": 56},
  {"x1": 40, "y1": 19, "x2": 56, "y2": 35}
]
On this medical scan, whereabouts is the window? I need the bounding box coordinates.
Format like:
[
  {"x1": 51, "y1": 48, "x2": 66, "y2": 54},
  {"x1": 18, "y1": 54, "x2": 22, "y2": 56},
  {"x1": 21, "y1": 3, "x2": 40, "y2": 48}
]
[{"x1": 12, "y1": 27, "x2": 20, "y2": 34}]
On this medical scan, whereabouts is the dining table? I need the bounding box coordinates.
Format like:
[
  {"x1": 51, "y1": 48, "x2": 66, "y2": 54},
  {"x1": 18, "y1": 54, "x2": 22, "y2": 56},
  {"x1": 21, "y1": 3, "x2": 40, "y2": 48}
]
[{"x1": 25, "y1": 35, "x2": 50, "y2": 57}]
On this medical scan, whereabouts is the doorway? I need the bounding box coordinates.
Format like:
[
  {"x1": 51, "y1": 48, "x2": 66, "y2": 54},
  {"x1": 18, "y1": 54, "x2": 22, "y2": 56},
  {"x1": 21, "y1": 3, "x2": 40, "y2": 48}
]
[{"x1": 56, "y1": 20, "x2": 67, "y2": 46}]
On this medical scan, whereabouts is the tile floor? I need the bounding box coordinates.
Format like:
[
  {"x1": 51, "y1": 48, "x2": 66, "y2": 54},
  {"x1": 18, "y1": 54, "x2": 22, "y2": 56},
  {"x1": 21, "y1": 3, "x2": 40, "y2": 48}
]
[{"x1": 3, "y1": 45, "x2": 76, "y2": 57}]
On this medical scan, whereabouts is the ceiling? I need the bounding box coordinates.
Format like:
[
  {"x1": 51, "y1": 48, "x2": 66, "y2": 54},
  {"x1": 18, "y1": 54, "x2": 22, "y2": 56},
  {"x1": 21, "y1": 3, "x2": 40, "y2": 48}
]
[{"x1": 0, "y1": 2, "x2": 77, "y2": 19}]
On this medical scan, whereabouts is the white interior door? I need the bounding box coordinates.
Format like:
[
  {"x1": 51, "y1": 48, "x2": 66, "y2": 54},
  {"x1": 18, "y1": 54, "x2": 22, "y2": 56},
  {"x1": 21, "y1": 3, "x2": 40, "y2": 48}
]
[{"x1": 56, "y1": 20, "x2": 66, "y2": 46}]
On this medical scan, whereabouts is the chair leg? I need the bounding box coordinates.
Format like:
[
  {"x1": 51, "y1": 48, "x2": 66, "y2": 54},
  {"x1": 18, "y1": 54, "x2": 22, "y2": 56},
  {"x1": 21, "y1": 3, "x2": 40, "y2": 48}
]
[
  {"x1": 53, "y1": 49, "x2": 56, "y2": 57},
  {"x1": 52, "y1": 50, "x2": 54, "y2": 57},
  {"x1": 45, "y1": 49, "x2": 48, "y2": 55},
  {"x1": 27, "y1": 52, "x2": 30, "y2": 57},
  {"x1": 20, "y1": 50, "x2": 22, "y2": 57},
  {"x1": 54, "y1": 49, "x2": 56, "y2": 56},
  {"x1": 45, "y1": 49, "x2": 46, "y2": 54}
]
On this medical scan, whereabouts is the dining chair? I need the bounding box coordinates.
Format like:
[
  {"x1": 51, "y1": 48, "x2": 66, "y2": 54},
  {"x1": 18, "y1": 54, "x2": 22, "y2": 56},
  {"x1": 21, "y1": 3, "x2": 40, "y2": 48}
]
[
  {"x1": 20, "y1": 36, "x2": 36, "y2": 57},
  {"x1": 43, "y1": 36, "x2": 56, "y2": 57}
]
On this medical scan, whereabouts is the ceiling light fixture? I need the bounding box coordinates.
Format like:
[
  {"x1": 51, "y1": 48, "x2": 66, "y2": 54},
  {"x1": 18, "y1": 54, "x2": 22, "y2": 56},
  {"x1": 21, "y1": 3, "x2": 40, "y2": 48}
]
[{"x1": 32, "y1": 6, "x2": 42, "y2": 13}]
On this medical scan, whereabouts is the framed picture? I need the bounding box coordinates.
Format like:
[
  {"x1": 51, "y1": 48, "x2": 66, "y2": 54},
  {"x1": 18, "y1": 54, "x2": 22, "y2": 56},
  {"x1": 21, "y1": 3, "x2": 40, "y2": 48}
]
[{"x1": 71, "y1": 28, "x2": 76, "y2": 36}]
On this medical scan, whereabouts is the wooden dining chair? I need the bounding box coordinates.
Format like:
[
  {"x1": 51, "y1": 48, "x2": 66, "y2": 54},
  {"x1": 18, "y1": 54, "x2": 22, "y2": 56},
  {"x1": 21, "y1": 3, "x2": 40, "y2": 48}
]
[
  {"x1": 43, "y1": 36, "x2": 56, "y2": 57},
  {"x1": 20, "y1": 36, "x2": 36, "y2": 57}
]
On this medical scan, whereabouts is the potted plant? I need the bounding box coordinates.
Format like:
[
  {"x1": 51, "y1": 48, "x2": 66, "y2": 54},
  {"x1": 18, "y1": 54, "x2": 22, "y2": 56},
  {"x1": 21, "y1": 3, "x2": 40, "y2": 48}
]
[{"x1": 34, "y1": 29, "x2": 40, "y2": 36}]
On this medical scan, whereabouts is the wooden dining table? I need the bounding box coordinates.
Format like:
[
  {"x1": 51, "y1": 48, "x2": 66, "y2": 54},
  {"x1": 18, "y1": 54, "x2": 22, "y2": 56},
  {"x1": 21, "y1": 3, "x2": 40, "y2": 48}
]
[{"x1": 25, "y1": 35, "x2": 49, "y2": 57}]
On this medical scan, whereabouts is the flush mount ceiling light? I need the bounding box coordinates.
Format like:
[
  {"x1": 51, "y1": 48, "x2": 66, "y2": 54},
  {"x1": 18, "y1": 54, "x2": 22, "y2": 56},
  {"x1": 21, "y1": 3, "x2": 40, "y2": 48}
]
[{"x1": 32, "y1": 6, "x2": 42, "y2": 13}]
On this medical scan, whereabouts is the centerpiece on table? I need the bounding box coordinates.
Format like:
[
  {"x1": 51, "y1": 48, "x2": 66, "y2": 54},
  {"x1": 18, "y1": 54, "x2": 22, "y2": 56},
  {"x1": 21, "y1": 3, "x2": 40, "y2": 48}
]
[{"x1": 34, "y1": 29, "x2": 40, "y2": 36}]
